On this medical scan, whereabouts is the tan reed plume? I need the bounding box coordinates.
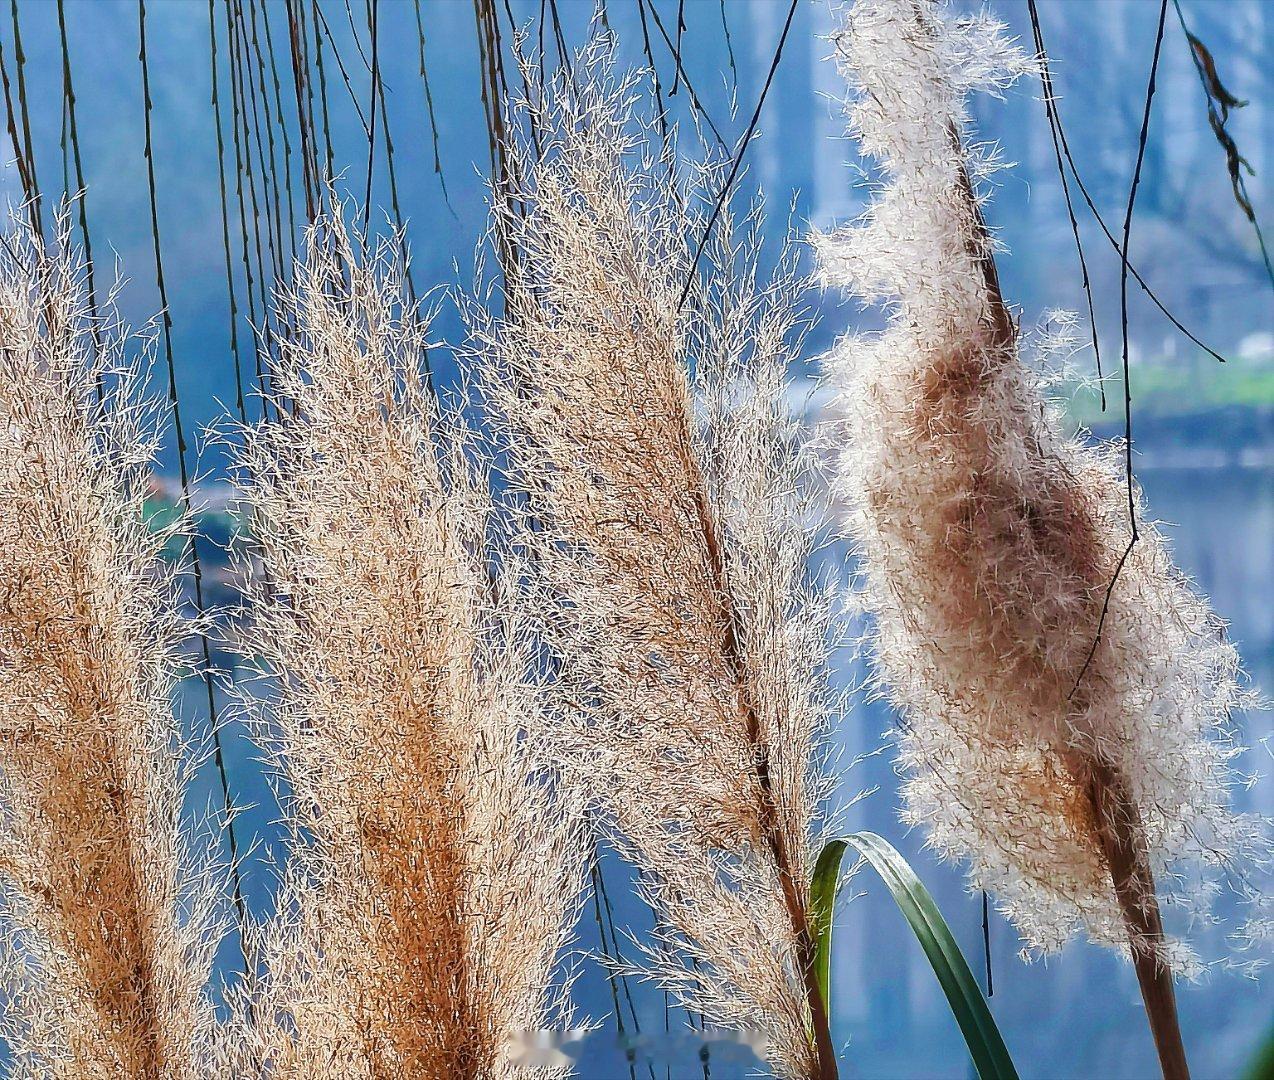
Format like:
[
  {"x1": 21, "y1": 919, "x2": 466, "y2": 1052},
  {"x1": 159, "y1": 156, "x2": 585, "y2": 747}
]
[
  {"x1": 816, "y1": 3, "x2": 1266, "y2": 1077},
  {"x1": 471, "y1": 44, "x2": 840, "y2": 1080},
  {"x1": 0, "y1": 213, "x2": 225, "y2": 1077},
  {"x1": 227, "y1": 210, "x2": 587, "y2": 1079}
]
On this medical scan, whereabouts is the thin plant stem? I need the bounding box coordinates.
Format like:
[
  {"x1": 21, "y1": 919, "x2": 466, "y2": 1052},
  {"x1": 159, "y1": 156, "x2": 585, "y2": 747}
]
[{"x1": 137, "y1": 0, "x2": 250, "y2": 985}]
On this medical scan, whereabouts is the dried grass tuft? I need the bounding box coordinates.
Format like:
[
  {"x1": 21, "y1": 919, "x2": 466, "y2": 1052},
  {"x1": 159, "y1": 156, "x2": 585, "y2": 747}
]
[
  {"x1": 0, "y1": 212, "x2": 225, "y2": 1078},
  {"x1": 227, "y1": 209, "x2": 587, "y2": 1078},
  {"x1": 817, "y1": 0, "x2": 1265, "y2": 980},
  {"x1": 470, "y1": 43, "x2": 841, "y2": 1080}
]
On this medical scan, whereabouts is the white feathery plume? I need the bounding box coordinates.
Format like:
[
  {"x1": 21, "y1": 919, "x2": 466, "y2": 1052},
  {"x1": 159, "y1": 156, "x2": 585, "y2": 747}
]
[
  {"x1": 815, "y1": 2, "x2": 1266, "y2": 1075},
  {"x1": 471, "y1": 44, "x2": 841, "y2": 1080},
  {"x1": 227, "y1": 210, "x2": 587, "y2": 1078},
  {"x1": 0, "y1": 212, "x2": 225, "y2": 1077}
]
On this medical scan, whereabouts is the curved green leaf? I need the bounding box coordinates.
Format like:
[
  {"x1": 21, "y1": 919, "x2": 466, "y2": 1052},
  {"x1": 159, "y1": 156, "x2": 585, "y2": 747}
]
[
  {"x1": 811, "y1": 832, "x2": 1019, "y2": 1080},
  {"x1": 1244, "y1": 1023, "x2": 1274, "y2": 1080}
]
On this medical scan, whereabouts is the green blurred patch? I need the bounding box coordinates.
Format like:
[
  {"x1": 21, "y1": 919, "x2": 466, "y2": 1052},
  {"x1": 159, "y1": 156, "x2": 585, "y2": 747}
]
[
  {"x1": 1064, "y1": 353, "x2": 1274, "y2": 430},
  {"x1": 141, "y1": 494, "x2": 238, "y2": 561}
]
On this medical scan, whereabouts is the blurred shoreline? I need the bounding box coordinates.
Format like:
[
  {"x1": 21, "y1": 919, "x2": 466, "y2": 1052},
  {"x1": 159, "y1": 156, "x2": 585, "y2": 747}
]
[{"x1": 1085, "y1": 404, "x2": 1274, "y2": 469}]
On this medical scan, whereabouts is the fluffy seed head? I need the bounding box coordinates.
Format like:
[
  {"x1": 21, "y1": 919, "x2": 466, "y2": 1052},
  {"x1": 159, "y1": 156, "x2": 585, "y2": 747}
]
[
  {"x1": 0, "y1": 213, "x2": 224, "y2": 1077},
  {"x1": 817, "y1": 0, "x2": 1266, "y2": 968},
  {"x1": 471, "y1": 44, "x2": 839, "y2": 1078}
]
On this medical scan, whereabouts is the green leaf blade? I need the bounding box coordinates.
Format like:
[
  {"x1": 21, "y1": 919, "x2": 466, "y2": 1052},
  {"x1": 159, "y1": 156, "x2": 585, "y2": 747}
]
[
  {"x1": 811, "y1": 832, "x2": 1020, "y2": 1080},
  {"x1": 810, "y1": 837, "x2": 849, "y2": 1015}
]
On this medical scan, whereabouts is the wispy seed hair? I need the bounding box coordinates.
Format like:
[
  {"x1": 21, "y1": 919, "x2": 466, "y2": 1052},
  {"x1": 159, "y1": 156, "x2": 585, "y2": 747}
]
[
  {"x1": 471, "y1": 42, "x2": 841, "y2": 1080},
  {"x1": 816, "y1": 0, "x2": 1266, "y2": 972}
]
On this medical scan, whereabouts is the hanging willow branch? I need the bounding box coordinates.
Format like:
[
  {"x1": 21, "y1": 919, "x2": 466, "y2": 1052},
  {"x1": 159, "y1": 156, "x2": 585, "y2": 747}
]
[
  {"x1": 1171, "y1": 0, "x2": 1274, "y2": 291},
  {"x1": 209, "y1": 0, "x2": 248, "y2": 422},
  {"x1": 56, "y1": 0, "x2": 102, "y2": 381},
  {"x1": 255, "y1": 0, "x2": 299, "y2": 269},
  {"x1": 137, "y1": 0, "x2": 250, "y2": 981},
  {"x1": 412, "y1": 0, "x2": 453, "y2": 212},
  {"x1": 0, "y1": 23, "x2": 37, "y2": 235},
  {"x1": 8, "y1": 0, "x2": 41, "y2": 236},
  {"x1": 283, "y1": 0, "x2": 320, "y2": 222}
]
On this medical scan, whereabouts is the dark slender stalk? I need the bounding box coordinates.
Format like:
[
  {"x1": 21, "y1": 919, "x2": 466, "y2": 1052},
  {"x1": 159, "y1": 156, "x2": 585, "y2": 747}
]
[
  {"x1": 1026, "y1": 0, "x2": 1104, "y2": 410},
  {"x1": 291, "y1": 0, "x2": 322, "y2": 211},
  {"x1": 312, "y1": 0, "x2": 370, "y2": 136},
  {"x1": 284, "y1": 0, "x2": 319, "y2": 223},
  {"x1": 668, "y1": 0, "x2": 685, "y2": 94},
  {"x1": 59, "y1": 86, "x2": 70, "y2": 198},
  {"x1": 589, "y1": 853, "x2": 638, "y2": 1080},
  {"x1": 718, "y1": 0, "x2": 736, "y2": 91},
  {"x1": 678, "y1": 0, "x2": 798, "y2": 311},
  {"x1": 499, "y1": 0, "x2": 543, "y2": 164},
  {"x1": 56, "y1": 0, "x2": 102, "y2": 394},
  {"x1": 1069, "y1": 0, "x2": 1167, "y2": 696},
  {"x1": 339, "y1": 0, "x2": 370, "y2": 70},
  {"x1": 245, "y1": 0, "x2": 288, "y2": 285},
  {"x1": 537, "y1": 0, "x2": 546, "y2": 89},
  {"x1": 230, "y1": 0, "x2": 276, "y2": 296},
  {"x1": 545, "y1": 0, "x2": 576, "y2": 93},
  {"x1": 592, "y1": 841, "x2": 657, "y2": 1080},
  {"x1": 364, "y1": 0, "x2": 430, "y2": 389},
  {"x1": 642, "y1": 0, "x2": 725, "y2": 150},
  {"x1": 1171, "y1": 0, "x2": 1274, "y2": 293},
  {"x1": 308, "y1": 0, "x2": 336, "y2": 181},
  {"x1": 258, "y1": 0, "x2": 299, "y2": 268},
  {"x1": 10, "y1": 0, "x2": 41, "y2": 237},
  {"x1": 1027, "y1": 7, "x2": 1226, "y2": 365},
  {"x1": 1117, "y1": 0, "x2": 1168, "y2": 536},
  {"x1": 224, "y1": 0, "x2": 267, "y2": 421},
  {"x1": 635, "y1": 0, "x2": 670, "y2": 151},
  {"x1": 229, "y1": 0, "x2": 282, "y2": 420},
  {"x1": 137, "y1": 0, "x2": 250, "y2": 984},
  {"x1": 981, "y1": 890, "x2": 993, "y2": 997},
  {"x1": 210, "y1": 0, "x2": 248, "y2": 422},
  {"x1": 0, "y1": 32, "x2": 35, "y2": 233},
  {"x1": 362, "y1": 0, "x2": 378, "y2": 235},
  {"x1": 411, "y1": 0, "x2": 453, "y2": 213},
  {"x1": 474, "y1": 0, "x2": 520, "y2": 278},
  {"x1": 251, "y1": 0, "x2": 302, "y2": 416}
]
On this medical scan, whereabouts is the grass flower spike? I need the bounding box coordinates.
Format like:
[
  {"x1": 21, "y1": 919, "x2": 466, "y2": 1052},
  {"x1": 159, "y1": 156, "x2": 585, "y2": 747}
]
[
  {"x1": 230, "y1": 211, "x2": 587, "y2": 1078},
  {"x1": 816, "y1": 2, "x2": 1265, "y2": 1075},
  {"x1": 0, "y1": 215, "x2": 224, "y2": 1077},
  {"x1": 474, "y1": 46, "x2": 839, "y2": 1080}
]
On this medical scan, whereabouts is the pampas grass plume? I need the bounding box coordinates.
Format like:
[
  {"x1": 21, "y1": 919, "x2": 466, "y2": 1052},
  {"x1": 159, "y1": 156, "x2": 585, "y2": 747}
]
[
  {"x1": 816, "y1": 2, "x2": 1266, "y2": 1074},
  {"x1": 0, "y1": 212, "x2": 224, "y2": 1077},
  {"x1": 228, "y1": 210, "x2": 587, "y2": 1078},
  {"x1": 473, "y1": 44, "x2": 840, "y2": 1080}
]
